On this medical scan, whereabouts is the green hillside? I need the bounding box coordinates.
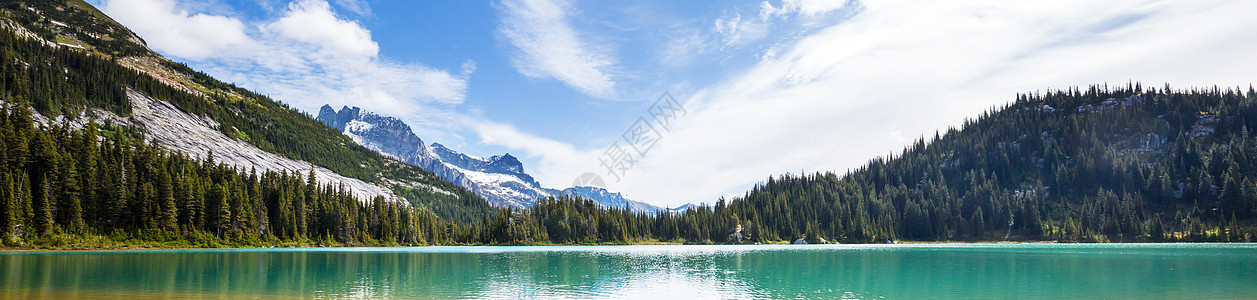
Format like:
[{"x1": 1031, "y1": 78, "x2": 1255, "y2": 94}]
[
  {"x1": 0, "y1": 0, "x2": 492, "y2": 223},
  {"x1": 720, "y1": 84, "x2": 1257, "y2": 243}
]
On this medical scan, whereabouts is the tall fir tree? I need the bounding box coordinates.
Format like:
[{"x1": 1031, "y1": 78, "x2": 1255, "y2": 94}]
[
  {"x1": 157, "y1": 168, "x2": 177, "y2": 232},
  {"x1": 0, "y1": 174, "x2": 15, "y2": 240},
  {"x1": 31, "y1": 173, "x2": 51, "y2": 236}
]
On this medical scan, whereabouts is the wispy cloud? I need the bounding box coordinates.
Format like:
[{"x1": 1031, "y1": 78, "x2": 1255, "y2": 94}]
[
  {"x1": 760, "y1": 0, "x2": 850, "y2": 20},
  {"x1": 716, "y1": 0, "x2": 852, "y2": 51},
  {"x1": 498, "y1": 0, "x2": 617, "y2": 98},
  {"x1": 486, "y1": 0, "x2": 1257, "y2": 207},
  {"x1": 714, "y1": 12, "x2": 769, "y2": 49},
  {"x1": 99, "y1": 0, "x2": 470, "y2": 139},
  {"x1": 460, "y1": 116, "x2": 599, "y2": 188},
  {"x1": 98, "y1": 0, "x2": 250, "y2": 59},
  {"x1": 331, "y1": 0, "x2": 371, "y2": 16}
]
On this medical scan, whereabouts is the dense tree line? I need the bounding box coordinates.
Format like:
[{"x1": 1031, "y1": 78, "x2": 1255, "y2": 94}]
[
  {"x1": 710, "y1": 84, "x2": 1257, "y2": 243},
  {"x1": 474, "y1": 85, "x2": 1257, "y2": 245},
  {"x1": 0, "y1": 104, "x2": 473, "y2": 246},
  {"x1": 0, "y1": 104, "x2": 674, "y2": 247}
]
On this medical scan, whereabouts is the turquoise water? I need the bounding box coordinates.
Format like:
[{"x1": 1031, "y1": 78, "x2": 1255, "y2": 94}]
[{"x1": 1, "y1": 244, "x2": 1255, "y2": 299}]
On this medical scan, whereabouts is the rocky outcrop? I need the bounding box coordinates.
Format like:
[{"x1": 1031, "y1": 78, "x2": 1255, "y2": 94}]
[{"x1": 33, "y1": 91, "x2": 400, "y2": 203}]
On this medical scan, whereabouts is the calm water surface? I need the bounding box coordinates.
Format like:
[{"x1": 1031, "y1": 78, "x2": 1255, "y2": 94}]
[{"x1": 1, "y1": 243, "x2": 1255, "y2": 299}]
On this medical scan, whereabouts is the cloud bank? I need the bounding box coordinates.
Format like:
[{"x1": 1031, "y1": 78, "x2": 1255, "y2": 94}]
[{"x1": 99, "y1": 0, "x2": 469, "y2": 138}]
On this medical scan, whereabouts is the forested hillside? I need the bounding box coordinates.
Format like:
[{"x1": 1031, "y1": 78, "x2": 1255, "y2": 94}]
[
  {"x1": 0, "y1": 106, "x2": 470, "y2": 247},
  {"x1": 0, "y1": 0, "x2": 492, "y2": 224},
  {"x1": 719, "y1": 84, "x2": 1257, "y2": 243}
]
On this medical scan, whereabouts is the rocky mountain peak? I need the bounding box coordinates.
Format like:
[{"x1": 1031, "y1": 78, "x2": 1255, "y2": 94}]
[
  {"x1": 486, "y1": 153, "x2": 525, "y2": 176},
  {"x1": 318, "y1": 104, "x2": 664, "y2": 212},
  {"x1": 317, "y1": 105, "x2": 431, "y2": 165}
]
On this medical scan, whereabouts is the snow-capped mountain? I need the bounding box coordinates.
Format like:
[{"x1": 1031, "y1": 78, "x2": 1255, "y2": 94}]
[
  {"x1": 317, "y1": 106, "x2": 437, "y2": 166},
  {"x1": 318, "y1": 105, "x2": 666, "y2": 212},
  {"x1": 430, "y1": 143, "x2": 534, "y2": 183}
]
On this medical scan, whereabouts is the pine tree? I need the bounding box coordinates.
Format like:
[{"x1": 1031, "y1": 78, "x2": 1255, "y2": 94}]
[
  {"x1": 1024, "y1": 203, "x2": 1043, "y2": 238},
  {"x1": 1219, "y1": 163, "x2": 1249, "y2": 218},
  {"x1": 304, "y1": 169, "x2": 317, "y2": 238},
  {"x1": 27, "y1": 130, "x2": 57, "y2": 236},
  {"x1": 230, "y1": 177, "x2": 254, "y2": 238},
  {"x1": 188, "y1": 179, "x2": 204, "y2": 230},
  {"x1": 60, "y1": 162, "x2": 85, "y2": 233},
  {"x1": 32, "y1": 174, "x2": 51, "y2": 236},
  {"x1": 211, "y1": 183, "x2": 231, "y2": 237},
  {"x1": 970, "y1": 207, "x2": 986, "y2": 238},
  {"x1": 0, "y1": 174, "x2": 15, "y2": 240},
  {"x1": 157, "y1": 169, "x2": 177, "y2": 232},
  {"x1": 1148, "y1": 214, "x2": 1165, "y2": 241},
  {"x1": 106, "y1": 159, "x2": 128, "y2": 228},
  {"x1": 6, "y1": 106, "x2": 29, "y2": 171}
]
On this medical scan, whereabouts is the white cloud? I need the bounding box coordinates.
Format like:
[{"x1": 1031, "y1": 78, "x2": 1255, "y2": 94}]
[
  {"x1": 659, "y1": 28, "x2": 710, "y2": 67},
  {"x1": 714, "y1": 12, "x2": 769, "y2": 49},
  {"x1": 498, "y1": 0, "x2": 617, "y2": 98},
  {"x1": 100, "y1": 0, "x2": 469, "y2": 139},
  {"x1": 98, "y1": 0, "x2": 250, "y2": 59},
  {"x1": 331, "y1": 0, "x2": 371, "y2": 16},
  {"x1": 761, "y1": 0, "x2": 849, "y2": 20},
  {"x1": 719, "y1": 0, "x2": 850, "y2": 50},
  {"x1": 264, "y1": 0, "x2": 378, "y2": 58},
  {"x1": 499, "y1": 0, "x2": 1257, "y2": 207},
  {"x1": 461, "y1": 116, "x2": 600, "y2": 188}
]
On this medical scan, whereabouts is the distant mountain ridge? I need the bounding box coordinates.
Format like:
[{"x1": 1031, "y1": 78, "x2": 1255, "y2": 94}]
[
  {"x1": 317, "y1": 105, "x2": 667, "y2": 212},
  {"x1": 430, "y1": 143, "x2": 534, "y2": 183}
]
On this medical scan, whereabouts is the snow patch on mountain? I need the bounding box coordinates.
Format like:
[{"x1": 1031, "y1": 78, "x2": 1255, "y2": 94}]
[
  {"x1": 441, "y1": 162, "x2": 549, "y2": 207},
  {"x1": 317, "y1": 105, "x2": 673, "y2": 212}
]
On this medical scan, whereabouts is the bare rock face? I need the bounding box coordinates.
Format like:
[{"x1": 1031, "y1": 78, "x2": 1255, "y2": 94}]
[{"x1": 76, "y1": 91, "x2": 402, "y2": 203}]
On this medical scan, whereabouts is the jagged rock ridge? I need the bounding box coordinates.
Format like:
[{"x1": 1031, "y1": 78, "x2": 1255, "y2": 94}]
[{"x1": 318, "y1": 105, "x2": 667, "y2": 212}]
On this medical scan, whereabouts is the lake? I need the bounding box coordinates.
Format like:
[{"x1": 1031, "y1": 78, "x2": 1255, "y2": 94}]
[{"x1": 1, "y1": 244, "x2": 1255, "y2": 299}]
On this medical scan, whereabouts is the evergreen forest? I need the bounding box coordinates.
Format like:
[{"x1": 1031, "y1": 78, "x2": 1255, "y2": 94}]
[{"x1": 2, "y1": 0, "x2": 1256, "y2": 249}]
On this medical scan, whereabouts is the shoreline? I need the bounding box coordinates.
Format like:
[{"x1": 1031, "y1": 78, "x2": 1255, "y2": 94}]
[{"x1": 7, "y1": 240, "x2": 1253, "y2": 253}]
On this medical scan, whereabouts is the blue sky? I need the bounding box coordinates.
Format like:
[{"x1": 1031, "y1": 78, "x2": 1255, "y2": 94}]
[{"x1": 92, "y1": 0, "x2": 1257, "y2": 207}]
